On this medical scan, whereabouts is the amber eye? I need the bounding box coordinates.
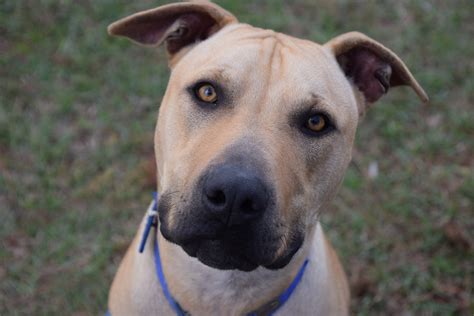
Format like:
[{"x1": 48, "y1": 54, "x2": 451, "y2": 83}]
[
  {"x1": 306, "y1": 114, "x2": 328, "y2": 132},
  {"x1": 196, "y1": 83, "x2": 217, "y2": 103}
]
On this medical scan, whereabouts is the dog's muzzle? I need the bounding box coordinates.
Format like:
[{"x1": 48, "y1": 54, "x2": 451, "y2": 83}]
[{"x1": 158, "y1": 163, "x2": 303, "y2": 271}]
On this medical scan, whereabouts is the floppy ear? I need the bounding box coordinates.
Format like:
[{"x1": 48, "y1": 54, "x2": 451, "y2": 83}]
[
  {"x1": 107, "y1": 1, "x2": 237, "y2": 64},
  {"x1": 325, "y1": 32, "x2": 428, "y2": 114}
]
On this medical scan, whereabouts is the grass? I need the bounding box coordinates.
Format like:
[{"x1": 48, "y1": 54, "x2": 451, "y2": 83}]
[{"x1": 1, "y1": 0, "x2": 472, "y2": 315}]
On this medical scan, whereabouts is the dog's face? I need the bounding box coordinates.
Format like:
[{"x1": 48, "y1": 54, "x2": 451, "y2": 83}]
[
  {"x1": 108, "y1": 1, "x2": 427, "y2": 271},
  {"x1": 155, "y1": 25, "x2": 358, "y2": 271}
]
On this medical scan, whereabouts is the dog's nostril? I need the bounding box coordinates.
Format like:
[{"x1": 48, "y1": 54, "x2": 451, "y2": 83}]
[
  {"x1": 241, "y1": 198, "x2": 258, "y2": 214},
  {"x1": 207, "y1": 189, "x2": 226, "y2": 206},
  {"x1": 202, "y1": 165, "x2": 269, "y2": 225}
]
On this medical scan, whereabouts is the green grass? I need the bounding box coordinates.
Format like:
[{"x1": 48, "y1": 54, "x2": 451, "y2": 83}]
[{"x1": 1, "y1": 1, "x2": 472, "y2": 315}]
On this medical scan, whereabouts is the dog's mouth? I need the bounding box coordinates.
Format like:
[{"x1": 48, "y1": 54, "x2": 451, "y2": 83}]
[
  {"x1": 160, "y1": 223, "x2": 261, "y2": 271},
  {"x1": 181, "y1": 238, "x2": 259, "y2": 271},
  {"x1": 157, "y1": 188, "x2": 304, "y2": 271},
  {"x1": 160, "y1": 222, "x2": 304, "y2": 272}
]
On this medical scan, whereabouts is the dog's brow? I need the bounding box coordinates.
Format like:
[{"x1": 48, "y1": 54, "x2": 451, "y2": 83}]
[
  {"x1": 295, "y1": 94, "x2": 338, "y2": 124},
  {"x1": 309, "y1": 93, "x2": 328, "y2": 106},
  {"x1": 304, "y1": 94, "x2": 334, "y2": 112},
  {"x1": 191, "y1": 68, "x2": 232, "y2": 83}
]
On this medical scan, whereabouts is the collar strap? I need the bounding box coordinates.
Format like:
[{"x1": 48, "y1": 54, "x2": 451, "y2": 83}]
[
  {"x1": 247, "y1": 259, "x2": 309, "y2": 316},
  {"x1": 139, "y1": 192, "x2": 309, "y2": 316},
  {"x1": 138, "y1": 192, "x2": 159, "y2": 253}
]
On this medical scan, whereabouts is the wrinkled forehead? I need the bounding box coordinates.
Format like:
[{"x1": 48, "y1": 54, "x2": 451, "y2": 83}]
[{"x1": 172, "y1": 23, "x2": 356, "y2": 114}]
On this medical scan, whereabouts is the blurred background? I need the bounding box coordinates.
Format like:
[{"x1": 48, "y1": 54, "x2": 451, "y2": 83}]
[{"x1": 1, "y1": 0, "x2": 472, "y2": 315}]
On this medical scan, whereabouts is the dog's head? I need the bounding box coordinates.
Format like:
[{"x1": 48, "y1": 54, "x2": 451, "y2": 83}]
[{"x1": 109, "y1": 1, "x2": 427, "y2": 271}]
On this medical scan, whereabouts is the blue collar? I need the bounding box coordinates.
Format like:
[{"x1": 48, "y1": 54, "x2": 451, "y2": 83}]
[{"x1": 138, "y1": 192, "x2": 309, "y2": 316}]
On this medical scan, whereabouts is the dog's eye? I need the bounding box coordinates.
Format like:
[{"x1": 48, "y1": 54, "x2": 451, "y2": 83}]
[
  {"x1": 195, "y1": 83, "x2": 218, "y2": 104},
  {"x1": 306, "y1": 114, "x2": 328, "y2": 132}
]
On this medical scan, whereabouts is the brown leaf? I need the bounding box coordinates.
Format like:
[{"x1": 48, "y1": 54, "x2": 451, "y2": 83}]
[
  {"x1": 0, "y1": 146, "x2": 7, "y2": 171},
  {"x1": 442, "y1": 220, "x2": 472, "y2": 251},
  {"x1": 349, "y1": 262, "x2": 376, "y2": 298},
  {"x1": 351, "y1": 275, "x2": 375, "y2": 298},
  {"x1": 432, "y1": 282, "x2": 470, "y2": 313},
  {"x1": 5, "y1": 233, "x2": 30, "y2": 259}
]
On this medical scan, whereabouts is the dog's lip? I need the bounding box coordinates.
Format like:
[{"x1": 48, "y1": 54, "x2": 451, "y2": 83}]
[
  {"x1": 184, "y1": 238, "x2": 259, "y2": 271},
  {"x1": 180, "y1": 237, "x2": 258, "y2": 268},
  {"x1": 181, "y1": 240, "x2": 201, "y2": 257}
]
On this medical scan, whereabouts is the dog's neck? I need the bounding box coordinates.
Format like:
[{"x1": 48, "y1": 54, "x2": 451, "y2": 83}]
[{"x1": 157, "y1": 228, "x2": 315, "y2": 315}]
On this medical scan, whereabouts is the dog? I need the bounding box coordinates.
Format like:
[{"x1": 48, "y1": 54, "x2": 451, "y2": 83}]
[{"x1": 106, "y1": 1, "x2": 428, "y2": 315}]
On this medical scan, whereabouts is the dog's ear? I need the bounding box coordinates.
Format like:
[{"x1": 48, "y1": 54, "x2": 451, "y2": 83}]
[
  {"x1": 107, "y1": 1, "x2": 237, "y2": 64},
  {"x1": 325, "y1": 32, "x2": 428, "y2": 114}
]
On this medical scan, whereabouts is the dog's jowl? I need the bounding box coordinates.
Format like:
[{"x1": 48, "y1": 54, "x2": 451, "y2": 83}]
[{"x1": 107, "y1": 1, "x2": 427, "y2": 315}]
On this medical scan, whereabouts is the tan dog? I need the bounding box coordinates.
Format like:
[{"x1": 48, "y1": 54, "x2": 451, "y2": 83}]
[{"x1": 107, "y1": 1, "x2": 428, "y2": 315}]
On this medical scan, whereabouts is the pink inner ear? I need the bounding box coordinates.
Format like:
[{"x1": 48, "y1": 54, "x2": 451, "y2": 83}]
[
  {"x1": 112, "y1": 11, "x2": 218, "y2": 53},
  {"x1": 137, "y1": 24, "x2": 168, "y2": 45},
  {"x1": 120, "y1": 16, "x2": 177, "y2": 45},
  {"x1": 166, "y1": 13, "x2": 215, "y2": 54},
  {"x1": 345, "y1": 48, "x2": 392, "y2": 103}
]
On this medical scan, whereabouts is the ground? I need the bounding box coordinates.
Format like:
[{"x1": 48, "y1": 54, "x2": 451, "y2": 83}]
[{"x1": 1, "y1": 0, "x2": 473, "y2": 315}]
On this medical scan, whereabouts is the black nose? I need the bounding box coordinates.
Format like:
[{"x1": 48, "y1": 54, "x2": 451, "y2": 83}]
[{"x1": 202, "y1": 165, "x2": 269, "y2": 226}]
